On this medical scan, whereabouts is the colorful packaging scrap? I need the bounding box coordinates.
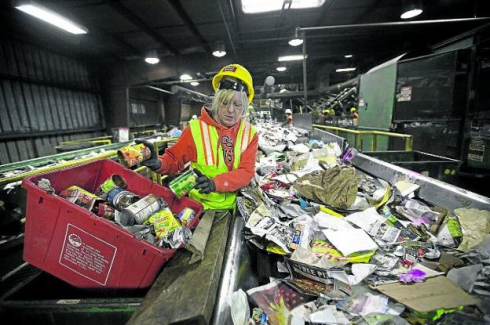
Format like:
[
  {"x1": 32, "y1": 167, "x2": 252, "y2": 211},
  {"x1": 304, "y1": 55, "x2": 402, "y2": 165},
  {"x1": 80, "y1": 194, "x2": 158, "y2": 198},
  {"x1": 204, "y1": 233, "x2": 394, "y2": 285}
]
[
  {"x1": 247, "y1": 280, "x2": 312, "y2": 325},
  {"x1": 310, "y1": 239, "x2": 375, "y2": 263},
  {"x1": 284, "y1": 258, "x2": 352, "y2": 300},
  {"x1": 148, "y1": 208, "x2": 182, "y2": 241},
  {"x1": 59, "y1": 185, "x2": 102, "y2": 211}
]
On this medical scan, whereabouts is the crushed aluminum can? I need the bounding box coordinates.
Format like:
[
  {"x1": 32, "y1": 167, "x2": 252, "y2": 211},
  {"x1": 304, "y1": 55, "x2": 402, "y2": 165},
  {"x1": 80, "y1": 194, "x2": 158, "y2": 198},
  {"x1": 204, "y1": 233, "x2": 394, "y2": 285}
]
[
  {"x1": 163, "y1": 227, "x2": 192, "y2": 249},
  {"x1": 117, "y1": 143, "x2": 152, "y2": 168},
  {"x1": 120, "y1": 194, "x2": 166, "y2": 225},
  {"x1": 107, "y1": 188, "x2": 140, "y2": 211}
]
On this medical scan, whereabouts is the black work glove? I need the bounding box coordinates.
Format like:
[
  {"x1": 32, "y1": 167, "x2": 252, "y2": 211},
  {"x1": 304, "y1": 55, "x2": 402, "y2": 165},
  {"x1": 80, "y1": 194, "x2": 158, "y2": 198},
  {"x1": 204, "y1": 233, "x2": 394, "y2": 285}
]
[
  {"x1": 134, "y1": 139, "x2": 162, "y2": 171},
  {"x1": 193, "y1": 169, "x2": 216, "y2": 194}
]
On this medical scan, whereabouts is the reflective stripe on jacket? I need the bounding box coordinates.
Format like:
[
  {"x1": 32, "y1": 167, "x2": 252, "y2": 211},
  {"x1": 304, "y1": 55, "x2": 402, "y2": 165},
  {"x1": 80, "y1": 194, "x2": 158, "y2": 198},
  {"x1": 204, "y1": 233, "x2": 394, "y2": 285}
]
[{"x1": 188, "y1": 119, "x2": 256, "y2": 210}]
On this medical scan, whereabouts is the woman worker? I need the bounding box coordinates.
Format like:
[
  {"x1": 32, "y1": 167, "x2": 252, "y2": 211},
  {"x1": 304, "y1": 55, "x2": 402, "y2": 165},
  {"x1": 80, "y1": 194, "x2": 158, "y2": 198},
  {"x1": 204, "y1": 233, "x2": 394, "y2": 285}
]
[{"x1": 137, "y1": 64, "x2": 258, "y2": 210}]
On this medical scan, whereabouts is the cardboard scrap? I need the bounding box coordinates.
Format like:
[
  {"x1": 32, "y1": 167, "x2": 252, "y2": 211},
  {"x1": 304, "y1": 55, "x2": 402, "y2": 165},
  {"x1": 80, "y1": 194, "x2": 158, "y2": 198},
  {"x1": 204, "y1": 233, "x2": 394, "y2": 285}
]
[
  {"x1": 394, "y1": 180, "x2": 420, "y2": 197},
  {"x1": 375, "y1": 276, "x2": 479, "y2": 313}
]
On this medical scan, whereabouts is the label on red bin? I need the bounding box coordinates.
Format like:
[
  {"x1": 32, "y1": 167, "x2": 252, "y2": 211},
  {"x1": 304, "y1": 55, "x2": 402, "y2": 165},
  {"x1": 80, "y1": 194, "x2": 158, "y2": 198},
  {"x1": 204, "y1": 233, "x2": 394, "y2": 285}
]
[{"x1": 59, "y1": 224, "x2": 117, "y2": 286}]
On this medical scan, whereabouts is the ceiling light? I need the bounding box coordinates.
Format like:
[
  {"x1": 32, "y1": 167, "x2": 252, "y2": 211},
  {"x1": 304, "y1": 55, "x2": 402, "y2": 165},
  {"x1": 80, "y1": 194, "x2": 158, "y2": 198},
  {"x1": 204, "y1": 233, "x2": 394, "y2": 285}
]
[
  {"x1": 242, "y1": 0, "x2": 325, "y2": 14},
  {"x1": 180, "y1": 74, "x2": 193, "y2": 81},
  {"x1": 278, "y1": 54, "x2": 307, "y2": 62},
  {"x1": 15, "y1": 1, "x2": 88, "y2": 34},
  {"x1": 212, "y1": 50, "x2": 226, "y2": 57},
  {"x1": 401, "y1": 8, "x2": 422, "y2": 19},
  {"x1": 401, "y1": 0, "x2": 423, "y2": 19},
  {"x1": 212, "y1": 40, "x2": 227, "y2": 57},
  {"x1": 288, "y1": 38, "x2": 303, "y2": 46},
  {"x1": 336, "y1": 67, "x2": 356, "y2": 72},
  {"x1": 344, "y1": 54, "x2": 353, "y2": 58},
  {"x1": 276, "y1": 66, "x2": 287, "y2": 72},
  {"x1": 145, "y1": 57, "x2": 159, "y2": 64},
  {"x1": 289, "y1": 27, "x2": 303, "y2": 47},
  {"x1": 190, "y1": 81, "x2": 199, "y2": 86},
  {"x1": 144, "y1": 50, "x2": 159, "y2": 64}
]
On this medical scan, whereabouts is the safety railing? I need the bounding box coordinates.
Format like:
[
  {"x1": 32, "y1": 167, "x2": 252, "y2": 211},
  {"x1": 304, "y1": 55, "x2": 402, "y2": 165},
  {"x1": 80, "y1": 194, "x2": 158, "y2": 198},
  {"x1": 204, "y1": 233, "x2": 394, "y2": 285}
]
[
  {"x1": 59, "y1": 136, "x2": 113, "y2": 146},
  {"x1": 313, "y1": 125, "x2": 413, "y2": 152},
  {"x1": 58, "y1": 129, "x2": 160, "y2": 147}
]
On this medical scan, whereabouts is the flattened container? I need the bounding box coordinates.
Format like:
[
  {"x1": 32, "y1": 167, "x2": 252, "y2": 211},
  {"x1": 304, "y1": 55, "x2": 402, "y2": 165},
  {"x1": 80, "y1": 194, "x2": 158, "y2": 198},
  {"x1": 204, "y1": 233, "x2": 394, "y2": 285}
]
[{"x1": 22, "y1": 159, "x2": 203, "y2": 289}]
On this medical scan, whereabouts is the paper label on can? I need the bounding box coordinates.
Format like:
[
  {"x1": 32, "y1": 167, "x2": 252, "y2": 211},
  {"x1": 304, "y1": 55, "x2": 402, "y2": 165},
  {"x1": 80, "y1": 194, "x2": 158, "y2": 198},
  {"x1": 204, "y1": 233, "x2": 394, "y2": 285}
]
[{"x1": 59, "y1": 223, "x2": 117, "y2": 286}]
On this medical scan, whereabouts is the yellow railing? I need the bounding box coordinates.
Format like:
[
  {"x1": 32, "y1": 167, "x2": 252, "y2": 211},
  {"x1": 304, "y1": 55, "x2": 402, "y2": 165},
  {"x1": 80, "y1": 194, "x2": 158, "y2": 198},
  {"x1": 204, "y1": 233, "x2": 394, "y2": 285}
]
[
  {"x1": 60, "y1": 136, "x2": 113, "y2": 146},
  {"x1": 150, "y1": 139, "x2": 176, "y2": 184},
  {"x1": 131, "y1": 129, "x2": 157, "y2": 136},
  {"x1": 313, "y1": 125, "x2": 413, "y2": 151},
  {"x1": 58, "y1": 129, "x2": 160, "y2": 147}
]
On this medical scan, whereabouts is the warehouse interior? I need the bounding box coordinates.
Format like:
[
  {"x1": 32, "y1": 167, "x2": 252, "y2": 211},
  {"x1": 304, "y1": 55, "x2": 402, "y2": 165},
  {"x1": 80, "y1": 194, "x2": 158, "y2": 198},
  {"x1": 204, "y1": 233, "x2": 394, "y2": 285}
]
[{"x1": 1, "y1": 0, "x2": 490, "y2": 324}]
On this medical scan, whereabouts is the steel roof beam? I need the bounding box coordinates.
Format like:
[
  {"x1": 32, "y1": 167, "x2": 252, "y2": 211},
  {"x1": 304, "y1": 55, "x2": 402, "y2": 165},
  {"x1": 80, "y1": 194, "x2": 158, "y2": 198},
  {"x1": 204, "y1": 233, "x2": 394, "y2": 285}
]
[
  {"x1": 105, "y1": 0, "x2": 179, "y2": 56},
  {"x1": 167, "y1": 0, "x2": 211, "y2": 52}
]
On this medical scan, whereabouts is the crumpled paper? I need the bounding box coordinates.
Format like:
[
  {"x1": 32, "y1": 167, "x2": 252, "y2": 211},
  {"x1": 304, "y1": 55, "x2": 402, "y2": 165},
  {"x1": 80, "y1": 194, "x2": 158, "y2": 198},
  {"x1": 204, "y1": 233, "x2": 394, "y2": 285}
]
[
  {"x1": 291, "y1": 246, "x2": 346, "y2": 269},
  {"x1": 454, "y1": 208, "x2": 490, "y2": 252},
  {"x1": 293, "y1": 166, "x2": 357, "y2": 209},
  {"x1": 228, "y1": 289, "x2": 250, "y2": 325},
  {"x1": 447, "y1": 264, "x2": 483, "y2": 292}
]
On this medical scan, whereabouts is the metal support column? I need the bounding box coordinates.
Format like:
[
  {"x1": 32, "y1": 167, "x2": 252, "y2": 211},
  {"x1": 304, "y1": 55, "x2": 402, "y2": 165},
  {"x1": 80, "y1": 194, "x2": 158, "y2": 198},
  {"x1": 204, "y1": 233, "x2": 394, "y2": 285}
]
[{"x1": 302, "y1": 30, "x2": 307, "y2": 111}]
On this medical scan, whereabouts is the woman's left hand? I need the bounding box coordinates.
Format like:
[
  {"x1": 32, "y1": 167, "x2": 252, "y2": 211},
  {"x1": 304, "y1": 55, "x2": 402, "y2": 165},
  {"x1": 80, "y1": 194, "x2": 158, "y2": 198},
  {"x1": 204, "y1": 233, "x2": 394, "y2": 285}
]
[{"x1": 194, "y1": 169, "x2": 216, "y2": 194}]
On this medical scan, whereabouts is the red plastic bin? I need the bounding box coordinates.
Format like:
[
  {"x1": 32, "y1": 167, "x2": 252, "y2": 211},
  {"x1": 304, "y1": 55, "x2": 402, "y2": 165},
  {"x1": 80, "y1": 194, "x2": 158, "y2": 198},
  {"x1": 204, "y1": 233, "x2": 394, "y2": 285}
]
[{"x1": 22, "y1": 159, "x2": 203, "y2": 289}]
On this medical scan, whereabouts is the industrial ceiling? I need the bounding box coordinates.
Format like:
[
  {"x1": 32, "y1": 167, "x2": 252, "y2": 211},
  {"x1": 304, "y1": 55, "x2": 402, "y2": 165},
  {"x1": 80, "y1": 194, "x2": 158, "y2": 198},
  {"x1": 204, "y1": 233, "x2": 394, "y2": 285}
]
[{"x1": 1, "y1": 0, "x2": 489, "y2": 88}]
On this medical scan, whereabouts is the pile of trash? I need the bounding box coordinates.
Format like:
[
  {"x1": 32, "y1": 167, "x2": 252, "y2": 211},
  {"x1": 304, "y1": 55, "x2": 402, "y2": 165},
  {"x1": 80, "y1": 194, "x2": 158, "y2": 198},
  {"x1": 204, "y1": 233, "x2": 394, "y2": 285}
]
[{"x1": 231, "y1": 122, "x2": 490, "y2": 325}]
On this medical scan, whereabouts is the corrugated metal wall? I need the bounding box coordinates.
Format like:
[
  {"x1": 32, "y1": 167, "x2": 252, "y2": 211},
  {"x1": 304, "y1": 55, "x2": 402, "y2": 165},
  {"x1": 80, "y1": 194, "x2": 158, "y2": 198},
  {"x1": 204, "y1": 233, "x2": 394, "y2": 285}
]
[{"x1": 0, "y1": 38, "x2": 105, "y2": 165}]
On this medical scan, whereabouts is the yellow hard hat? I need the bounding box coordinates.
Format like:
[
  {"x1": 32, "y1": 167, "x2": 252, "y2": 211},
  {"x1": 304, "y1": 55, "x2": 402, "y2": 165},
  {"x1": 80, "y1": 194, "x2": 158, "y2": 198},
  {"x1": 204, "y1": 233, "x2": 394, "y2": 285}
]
[
  {"x1": 350, "y1": 107, "x2": 357, "y2": 113},
  {"x1": 212, "y1": 64, "x2": 254, "y2": 103}
]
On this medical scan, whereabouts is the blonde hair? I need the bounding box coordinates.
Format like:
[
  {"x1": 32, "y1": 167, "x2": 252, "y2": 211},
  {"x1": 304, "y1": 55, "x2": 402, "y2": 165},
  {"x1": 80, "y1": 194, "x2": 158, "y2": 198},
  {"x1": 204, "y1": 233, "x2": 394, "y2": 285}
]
[{"x1": 211, "y1": 89, "x2": 248, "y2": 119}]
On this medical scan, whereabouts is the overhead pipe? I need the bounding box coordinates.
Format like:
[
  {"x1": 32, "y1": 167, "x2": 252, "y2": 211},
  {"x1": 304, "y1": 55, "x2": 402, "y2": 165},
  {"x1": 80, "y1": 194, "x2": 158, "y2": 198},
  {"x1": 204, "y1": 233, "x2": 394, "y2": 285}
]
[
  {"x1": 323, "y1": 77, "x2": 359, "y2": 95},
  {"x1": 297, "y1": 17, "x2": 490, "y2": 33},
  {"x1": 145, "y1": 86, "x2": 174, "y2": 95},
  {"x1": 267, "y1": 90, "x2": 319, "y2": 99},
  {"x1": 170, "y1": 85, "x2": 212, "y2": 103}
]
